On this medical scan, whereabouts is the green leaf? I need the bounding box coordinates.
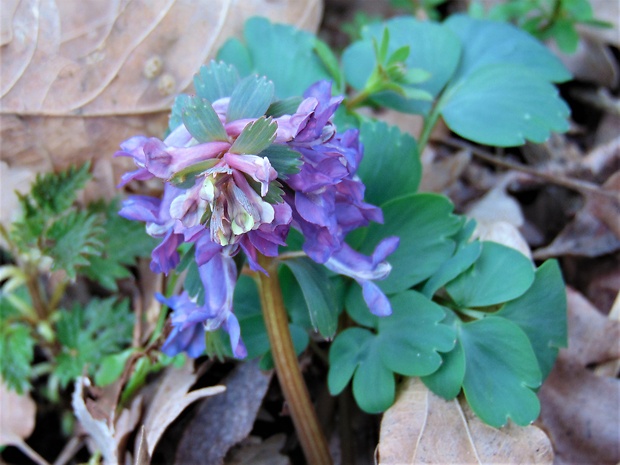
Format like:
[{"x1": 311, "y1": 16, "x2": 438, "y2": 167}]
[
  {"x1": 194, "y1": 61, "x2": 240, "y2": 102},
  {"x1": 94, "y1": 349, "x2": 134, "y2": 386},
  {"x1": 421, "y1": 338, "x2": 465, "y2": 400},
  {"x1": 83, "y1": 199, "x2": 158, "y2": 291},
  {"x1": 55, "y1": 298, "x2": 133, "y2": 387},
  {"x1": 282, "y1": 258, "x2": 339, "y2": 338},
  {"x1": 358, "y1": 121, "x2": 421, "y2": 206},
  {"x1": 342, "y1": 18, "x2": 462, "y2": 114},
  {"x1": 314, "y1": 38, "x2": 345, "y2": 93},
  {"x1": 377, "y1": 291, "x2": 456, "y2": 377},
  {"x1": 328, "y1": 327, "x2": 395, "y2": 413},
  {"x1": 345, "y1": 283, "x2": 379, "y2": 330},
  {"x1": 230, "y1": 116, "x2": 277, "y2": 155},
  {"x1": 437, "y1": 14, "x2": 571, "y2": 146},
  {"x1": 495, "y1": 260, "x2": 567, "y2": 379},
  {"x1": 184, "y1": 260, "x2": 205, "y2": 305},
  {"x1": 258, "y1": 144, "x2": 301, "y2": 180},
  {"x1": 226, "y1": 75, "x2": 274, "y2": 122},
  {"x1": 421, "y1": 241, "x2": 482, "y2": 298},
  {"x1": 28, "y1": 163, "x2": 91, "y2": 215},
  {"x1": 46, "y1": 210, "x2": 104, "y2": 280},
  {"x1": 460, "y1": 317, "x2": 542, "y2": 427},
  {"x1": 362, "y1": 194, "x2": 462, "y2": 294},
  {"x1": 330, "y1": 290, "x2": 455, "y2": 413},
  {"x1": 266, "y1": 97, "x2": 303, "y2": 118},
  {"x1": 168, "y1": 159, "x2": 220, "y2": 189},
  {"x1": 259, "y1": 325, "x2": 309, "y2": 370},
  {"x1": 0, "y1": 323, "x2": 34, "y2": 393},
  {"x1": 169, "y1": 94, "x2": 192, "y2": 132},
  {"x1": 445, "y1": 241, "x2": 535, "y2": 308},
  {"x1": 182, "y1": 96, "x2": 229, "y2": 142},
  {"x1": 440, "y1": 65, "x2": 570, "y2": 146},
  {"x1": 548, "y1": 19, "x2": 580, "y2": 54},
  {"x1": 217, "y1": 17, "x2": 331, "y2": 99}
]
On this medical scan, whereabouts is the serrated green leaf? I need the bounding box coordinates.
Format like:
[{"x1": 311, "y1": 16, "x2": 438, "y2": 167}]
[
  {"x1": 29, "y1": 163, "x2": 91, "y2": 215},
  {"x1": 169, "y1": 94, "x2": 192, "y2": 132},
  {"x1": 495, "y1": 259, "x2": 567, "y2": 379},
  {"x1": 282, "y1": 258, "x2": 338, "y2": 338},
  {"x1": 0, "y1": 323, "x2": 34, "y2": 393},
  {"x1": 94, "y1": 349, "x2": 135, "y2": 386},
  {"x1": 258, "y1": 144, "x2": 301, "y2": 180},
  {"x1": 460, "y1": 317, "x2": 542, "y2": 427},
  {"x1": 445, "y1": 241, "x2": 535, "y2": 308},
  {"x1": 182, "y1": 96, "x2": 229, "y2": 143},
  {"x1": 230, "y1": 117, "x2": 277, "y2": 155},
  {"x1": 362, "y1": 194, "x2": 462, "y2": 294},
  {"x1": 217, "y1": 17, "x2": 331, "y2": 99},
  {"x1": 358, "y1": 121, "x2": 421, "y2": 206},
  {"x1": 421, "y1": 241, "x2": 482, "y2": 298},
  {"x1": 226, "y1": 75, "x2": 274, "y2": 122},
  {"x1": 55, "y1": 298, "x2": 133, "y2": 387},
  {"x1": 46, "y1": 210, "x2": 104, "y2": 280},
  {"x1": 83, "y1": 199, "x2": 158, "y2": 291},
  {"x1": 194, "y1": 61, "x2": 240, "y2": 102}
]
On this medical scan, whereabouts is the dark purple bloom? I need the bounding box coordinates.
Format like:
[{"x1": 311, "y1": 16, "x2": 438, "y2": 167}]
[{"x1": 158, "y1": 293, "x2": 208, "y2": 358}]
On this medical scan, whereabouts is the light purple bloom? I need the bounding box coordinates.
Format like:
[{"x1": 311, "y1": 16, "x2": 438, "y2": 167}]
[{"x1": 158, "y1": 293, "x2": 208, "y2": 358}]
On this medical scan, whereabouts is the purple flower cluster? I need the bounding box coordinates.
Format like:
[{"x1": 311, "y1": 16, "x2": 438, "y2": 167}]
[{"x1": 117, "y1": 77, "x2": 397, "y2": 358}]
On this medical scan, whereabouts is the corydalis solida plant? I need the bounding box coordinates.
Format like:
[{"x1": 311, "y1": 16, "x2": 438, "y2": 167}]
[{"x1": 117, "y1": 61, "x2": 398, "y2": 359}]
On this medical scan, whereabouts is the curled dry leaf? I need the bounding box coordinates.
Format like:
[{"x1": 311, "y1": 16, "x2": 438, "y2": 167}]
[
  {"x1": 0, "y1": 0, "x2": 323, "y2": 198},
  {"x1": 537, "y1": 288, "x2": 620, "y2": 464},
  {"x1": 176, "y1": 359, "x2": 273, "y2": 464},
  {"x1": 139, "y1": 359, "x2": 225, "y2": 456},
  {"x1": 377, "y1": 378, "x2": 553, "y2": 465},
  {"x1": 225, "y1": 434, "x2": 290, "y2": 465},
  {"x1": 466, "y1": 177, "x2": 532, "y2": 258}
]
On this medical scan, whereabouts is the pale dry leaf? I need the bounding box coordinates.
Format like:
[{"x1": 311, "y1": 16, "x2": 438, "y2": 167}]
[
  {"x1": 581, "y1": 0, "x2": 620, "y2": 46},
  {"x1": 176, "y1": 359, "x2": 273, "y2": 464},
  {"x1": 537, "y1": 288, "x2": 620, "y2": 464},
  {"x1": 0, "y1": 380, "x2": 36, "y2": 446},
  {"x1": 377, "y1": 378, "x2": 553, "y2": 465},
  {"x1": 550, "y1": 32, "x2": 618, "y2": 88},
  {"x1": 0, "y1": 160, "x2": 36, "y2": 231},
  {"x1": 418, "y1": 149, "x2": 471, "y2": 193},
  {"x1": 72, "y1": 377, "x2": 118, "y2": 465},
  {"x1": 225, "y1": 434, "x2": 290, "y2": 465},
  {"x1": 0, "y1": 0, "x2": 323, "y2": 115},
  {"x1": 140, "y1": 359, "x2": 225, "y2": 456},
  {"x1": 133, "y1": 426, "x2": 151, "y2": 465}
]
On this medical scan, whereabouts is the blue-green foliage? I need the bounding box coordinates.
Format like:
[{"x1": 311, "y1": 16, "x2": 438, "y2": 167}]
[{"x1": 342, "y1": 15, "x2": 571, "y2": 146}]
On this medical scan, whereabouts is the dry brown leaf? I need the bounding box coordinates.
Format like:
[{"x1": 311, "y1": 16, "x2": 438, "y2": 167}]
[
  {"x1": 0, "y1": 0, "x2": 323, "y2": 115},
  {"x1": 0, "y1": 380, "x2": 36, "y2": 446},
  {"x1": 139, "y1": 359, "x2": 225, "y2": 456},
  {"x1": 377, "y1": 378, "x2": 553, "y2": 465},
  {"x1": 176, "y1": 360, "x2": 273, "y2": 464},
  {"x1": 225, "y1": 434, "x2": 290, "y2": 465},
  {"x1": 0, "y1": 0, "x2": 323, "y2": 199},
  {"x1": 418, "y1": 148, "x2": 471, "y2": 193},
  {"x1": 536, "y1": 288, "x2": 620, "y2": 465}
]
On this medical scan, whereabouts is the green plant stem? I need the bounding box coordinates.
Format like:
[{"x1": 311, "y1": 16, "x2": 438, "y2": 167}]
[
  {"x1": 345, "y1": 89, "x2": 372, "y2": 111},
  {"x1": 256, "y1": 254, "x2": 332, "y2": 465},
  {"x1": 418, "y1": 100, "x2": 442, "y2": 153}
]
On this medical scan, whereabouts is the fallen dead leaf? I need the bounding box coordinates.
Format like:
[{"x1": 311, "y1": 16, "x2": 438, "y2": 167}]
[
  {"x1": 175, "y1": 359, "x2": 273, "y2": 464},
  {"x1": 466, "y1": 176, "x2": 532, "y2": 258},
  {"x1": 0, "y1": 0, "x2": 323, "y2": 198},
  {"x1": 418, "y1": 148, "x2": 472, "y2": 194},
  {"x1": 0, "y1": 0, "x2": 323, "y2": 115},
  {"x1": 537, "y1": 288, "x2": 620, "y2": 465},
  {"x1": 139, "y1": 359, "x2": 225, "y2": 457},
  {"x1": 377, "y1": 378, "x2": 553, "y2": 464},
  {"x1": 0, "y1": 380, "x2": 36, "y2": 446},
  {"x1": 225, "y1": 434, "x2": 290, "y2": 465}
]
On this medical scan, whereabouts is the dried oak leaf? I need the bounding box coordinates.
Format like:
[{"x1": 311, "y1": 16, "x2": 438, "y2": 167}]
[
  {"x1": 0, "y1": 380, "x2": 36, "y2": 446},
  {"x1": 0, "y1": 0, "x2": 323, "y2": 196},
  {"x1": 377, "y1": 378, "x2": 553, "y2": 464},
  {"x1": 537, "y1": 288, "x2": 620, "y2": 465}
]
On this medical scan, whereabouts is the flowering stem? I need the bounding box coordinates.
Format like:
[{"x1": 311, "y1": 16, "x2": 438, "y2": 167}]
[{"x1": 256, "y1": 254, "x2": 332, "y2": 465}]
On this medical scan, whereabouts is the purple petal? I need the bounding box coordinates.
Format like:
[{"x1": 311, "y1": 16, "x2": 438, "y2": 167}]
[
  {"x1": 150, "y1": 231, "x2": 182, "y2": 275},
  {"x1": 119, "y1": 196, "x2": 161, "y2": 223},
  {"x1": 361, "y1": 280, "x2": 392, "y2": 317}
]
